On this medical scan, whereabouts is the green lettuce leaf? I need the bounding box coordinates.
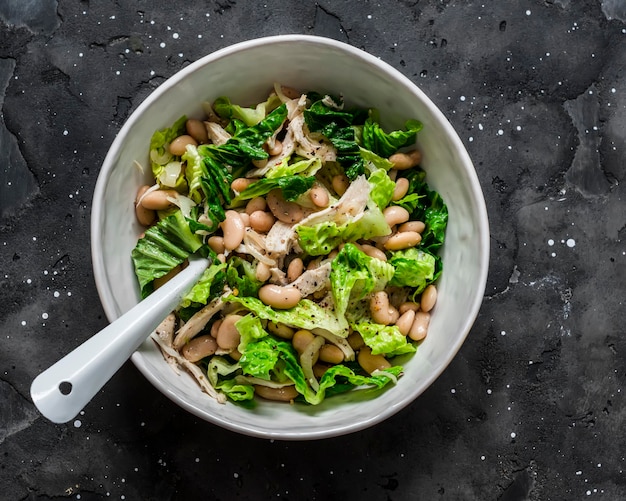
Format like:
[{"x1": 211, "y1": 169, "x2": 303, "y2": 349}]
[
  {"x1": 131, "y1": 210, "x2": 205, "y2": 298},
  {"x1": 359, "y1": 147, "x2": 394, "y2": 171},
  {"x1": 207, "y1": 356, "x2": 254, "y2": 402},
  {"x1": 330, "y1": 243, "x2": 395, "y2": 319},
  {"x1": 367, "y1": 168, "x2": 395, "y2": 210},
  {"x1": 225, "y1": 295, "x2": 349, "y2": 337},
  {"x1": 361, "y1": 111, "x2": 423, "y2": 158},
  {"x1": 351, "y1": 321, "x2": 417, "y2": 356},
  {"x1": 239, "y1": 337, "x2": 285, "y2": 380},
  {"x1": 149, "y1": 115, "x2": 188, "y2": 191},
  {"x1": 213, "y1": 94, "x2": 282, "y2": 126},
  {"x1": 387, "y1": 247, "x2": 436, "y2": 292},
  {"x1": 235, "y1": 314, "x2": 268, "y2": 352},
  {"x1": 296, "y1": 203, "x2": 390, "y2": 256},
  {"x1": 392, "y1": 169, "x2": 448, "y2": 254},
  {"x1": 179, "y1": 260, "x2": 227, "y2": 308},
  {"x1": 265, "y1": 157, "x2": 323, "y2": 179},
  {"x1": 304, "y1": 98, "x2": 368, "y2": 180},
  {"x1": 225, "y1": 257, "x2": 263, "y2": 297},
  {"x1": 232, "y1": 175, "x2": 316, "y2": 204}
]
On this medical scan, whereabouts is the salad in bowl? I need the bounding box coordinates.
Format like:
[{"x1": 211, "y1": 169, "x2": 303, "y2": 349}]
[{"x1": 131, "y1": 83, "x2": 448, "y2": 406}]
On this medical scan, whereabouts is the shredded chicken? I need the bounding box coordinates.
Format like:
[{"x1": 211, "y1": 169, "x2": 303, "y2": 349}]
[
  {"x1": 151, "y1": 332, "x2": 227, "y2": 403},
  {"x1": 289, "y1": 113, "x2": 337, "y2": 162},
  {"x1": 154, "y1": 313, "x2": 180, "y2": 374},
  {"x1": 296, "y1": 175, "x2": 371, "y2": 228},
  {"x1": 205, "y1": 121, "x2": 231, "y2": 146},
  {"x1": 173, "y1": 293, "x2": 227, "y2": 349},
  {"x1": 265, "y1": 221, "x2": 301, "y2": 260},
  {"x1": 290, "y1": 262, "x2": 331, "y2": 297}
]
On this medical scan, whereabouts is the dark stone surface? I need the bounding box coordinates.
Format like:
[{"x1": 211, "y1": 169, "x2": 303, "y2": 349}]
[{"x1": 1, "y1": 1, "x2": 625, "y2": 499}]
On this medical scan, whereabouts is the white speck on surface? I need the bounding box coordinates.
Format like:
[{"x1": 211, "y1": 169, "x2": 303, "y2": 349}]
[
  {"x1": 487, "y1": 389, "x2": 492, "y2": 394},
  {"x1": 451, "y1": 388, "x2": 456, "y2": 393},
  {"x1": 160, "y1": 42, "x2": 166, "y2": 48},
  {"x1": 63, "y1": 129, "x2": 68, "y2": 136},
  {"x1": 511, "y1": 432, "x2": 516, "y2": 439},
  {"x1": 551, "y1": 252, "x2": 557, "y2": 258},
  {"x1": 172, "y1": 33, "x2": 179, "y2": 39},
  {"x1": 481, "y1": 455, "x2": 485, "y2": 460},
  {"x1": 548, "y1": 239, "x2": 555, "y2": 246},
  {"x1": 460, "y1": 95, "x2": 466, "y2": 101},
  {"x1": 74, "y1": 420, "x2": 82, "y2": 428},
  {"x1": 566, "y1": 238, "x2": 576, "y2": 248},
  {"x1": 501, "y1": 330, "x2": 506, "y2": 336},
  {"x1": 42, "y1": 313, "x2": 48, "y2": 320},
  {"x1": 54, "y1": 291, "x2": 60, "y2": 297},
  {"x1": 21, "y1": 320, "x2": 26, "y2": 326},
  {"x1": 497, "y1": 129, "x2": 504, "y2": 135},
  {"x1": 526, "y1": 9, "x2": 531, "y2": 15}
]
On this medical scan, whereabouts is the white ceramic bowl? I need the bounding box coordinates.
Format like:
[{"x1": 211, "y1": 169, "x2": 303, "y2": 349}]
[{"x1": 91, "y1": 35, "x2": 489, "y2": 440}]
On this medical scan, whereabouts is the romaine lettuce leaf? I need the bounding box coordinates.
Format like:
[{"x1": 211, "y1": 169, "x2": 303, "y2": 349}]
[
  {"x1": 304, "y1": 98, "x2": 368, "y2": 180},
  {"x1": 226, "y1": 257, "x2": 263, "y2": 297},
  {"x1": 231, "y1": 175, "x2": 316, "y2": 204},
  {"x1": 235, "y1": 314, "x2": 268, "y2": 352},
  {"x1": 225, "y1": 295, "x2": 349, "y2": 337},
  {"x1": 392, "y1": 169, "x2": 448, "y2": 254},
  {"x1": 179, "y1": 260, "x2": 227, "y2": 308},
  {"x1": 367, "y1": 168, "x2": 395, "y2": 210},
  {"x1": 213, "y1": 94, "x2": 282, "y2": 126},
  {"x1": 296, "y1": 203, "x2": 390, "y2": 256},
  {"x1": 387, "y1": 247, "x2": 436, "y2": 292},
  {"x1": 131, "y1": 210, "x2": 205, "y2": 298},
  {"x1": 207, "y1": 356, "x2": 254, "y2": 402},
  {"x1": 361, "y1": 110, "x2": 423, "y2": 158},
  {"x1": 149, "y1": 115, "x2": 188, "y2": 191},
  {"x1": 330, "y1": 243, "x2": 395, "y2": 319},
  {"x1": 239, "y1": 337, "x2": 285, "y2": 380},
  {"x1": 351, "y1": 321, "x2": 417, "y2": 356},
  {"x1": 265, "y1": 157, "x2": 322, "y2": 179}
]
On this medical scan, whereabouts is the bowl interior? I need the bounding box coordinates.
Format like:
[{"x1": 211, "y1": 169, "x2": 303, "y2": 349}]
[{"x1": 91, "y1": 35, "x2": 489, "y2": 440}]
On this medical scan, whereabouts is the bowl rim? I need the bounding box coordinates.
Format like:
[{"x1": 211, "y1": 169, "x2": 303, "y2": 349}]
[{"x1": 91, "y1": 34, "x2": 490, "y2": 439}]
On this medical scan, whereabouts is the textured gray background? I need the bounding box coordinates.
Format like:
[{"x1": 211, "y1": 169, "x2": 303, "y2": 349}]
[{"x1": 1, "y1": 1, "x2": 625, "y2": 499}]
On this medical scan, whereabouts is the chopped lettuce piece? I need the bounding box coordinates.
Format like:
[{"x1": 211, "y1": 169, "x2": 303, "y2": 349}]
[
  {"x1": 239, "y1": 337, "x2": 285, "y2": 380},
  {"x1": 392, "y1": 169, "x2": 448, "y2": 253},
  {"x1": 367, "y1": 168, "x2": 395, "y2": 210},
  {"x1": 296, "y1": 203, "x2": 390, "y2": 256},
  {"x1": 149, "y1": 115, "x2": 188, "y2": 191},
  {"x1": 304, "y1": 97, "x2": 368, "y2": 180},
  {"x1": 351, "y1": 322, "x2": 417, "y2": 356},
  {"x1": 180, "y1": 260, "x2": 227, "y2": 308},
  {"x1": 361, "y1": 110, "x2": 423, "y2": 158},
  {"x1": 235, "y1": 314, "x2": 268, "y2": 352},
  {"x1": 207, "y1": 357, "x2": 254, "y2": 401},
  {"x1": 388, "y1": 248, "x2": 436, "y2": 292},
  {"x1": 213, "y1": 94, "x2": 282, "y2": 126},
  {"x1": 330, "y1": 243, "x2": 395, "y2": 319},
  {"x1": 226, "y1": 257, "x2": 263, "y2": 297},
  {"x1": 265, "y1": 157, "x2": 323, "y2": 179},
  {"x1": 225, "y1": 295, "x2": 349, "y2": 338},
  {"x1": 232, "y1": 175, "x2": 316, "y2": 204},
  {"x1": 131, "y1": 210, "x2": 205, "y2": 298}
]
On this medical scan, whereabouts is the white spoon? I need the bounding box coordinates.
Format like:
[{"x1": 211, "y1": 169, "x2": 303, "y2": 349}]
[{"x1": 30, "y1": 255, "x2": 210, "y2": 424}]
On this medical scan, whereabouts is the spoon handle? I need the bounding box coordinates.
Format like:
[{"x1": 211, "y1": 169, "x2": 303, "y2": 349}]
[{"x1": 30, "y1": 256, "x2": 210, "y2": 424}]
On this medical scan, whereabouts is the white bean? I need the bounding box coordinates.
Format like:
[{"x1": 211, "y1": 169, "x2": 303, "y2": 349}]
[
  {"x1": 221, "y1": 210, "x2": 245, "y2": 250},
  {"x1": 258, "y1": 284, "x2": 302, "y2": 309}
]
